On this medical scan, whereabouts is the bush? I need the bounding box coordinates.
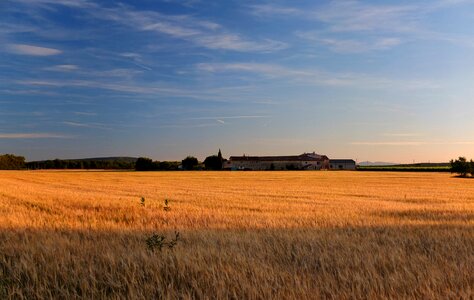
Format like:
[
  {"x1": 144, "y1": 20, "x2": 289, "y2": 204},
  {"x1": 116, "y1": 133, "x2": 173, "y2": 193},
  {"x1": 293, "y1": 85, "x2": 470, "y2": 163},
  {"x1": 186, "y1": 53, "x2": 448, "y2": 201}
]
[
  {"x1": 450, "y1": 157, "x2": 471, "y2": 177},
  {"x1": 0, "y1": 154, "x2": 26, "y2": 170},
  {"x1": 135, "y1": 157, "x2": 154, "y2": 171},
  {"x1": 182, "y1": 156, "x2": 198, "y2": 170},
  {"x1": 204, "y1": 155, "x2": 222, "y2": 170}
]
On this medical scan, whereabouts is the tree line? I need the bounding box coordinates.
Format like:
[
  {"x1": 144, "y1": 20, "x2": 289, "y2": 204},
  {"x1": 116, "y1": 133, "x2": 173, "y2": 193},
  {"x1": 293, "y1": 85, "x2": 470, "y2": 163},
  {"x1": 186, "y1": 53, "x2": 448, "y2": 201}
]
[
  {"x1": 2, "y1": 153, "x2": 474, "y2": 175},
  {"x1": 136, "y1": 149, "x2": 225, "y2": 171},
  {"x1": 26, "y1": 159, "x2": 135, "y2": 170},
  {"x1": 450, "y1": 157, "x2": 474, "y2": 177},
  {"x1": 0, "y1": 149, "x2": 226, "y2": 171}
]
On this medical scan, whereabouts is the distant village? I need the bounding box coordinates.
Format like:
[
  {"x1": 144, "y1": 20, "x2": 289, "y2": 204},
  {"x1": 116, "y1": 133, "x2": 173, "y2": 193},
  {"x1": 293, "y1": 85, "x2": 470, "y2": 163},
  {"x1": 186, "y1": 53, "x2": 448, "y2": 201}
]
[
  {"x1": 223, "y1": 152, "x2": 356, "y2": 171},
  {"x1": 1, "y1": 151, "x2": 356, "y2": 171}
]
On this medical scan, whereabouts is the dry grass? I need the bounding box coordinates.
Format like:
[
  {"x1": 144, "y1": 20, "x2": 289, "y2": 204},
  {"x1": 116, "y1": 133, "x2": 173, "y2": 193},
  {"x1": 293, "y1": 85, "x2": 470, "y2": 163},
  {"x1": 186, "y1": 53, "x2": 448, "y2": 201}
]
[{"x1": 0, "y1": 170, "x2": 473, "y2": 299}]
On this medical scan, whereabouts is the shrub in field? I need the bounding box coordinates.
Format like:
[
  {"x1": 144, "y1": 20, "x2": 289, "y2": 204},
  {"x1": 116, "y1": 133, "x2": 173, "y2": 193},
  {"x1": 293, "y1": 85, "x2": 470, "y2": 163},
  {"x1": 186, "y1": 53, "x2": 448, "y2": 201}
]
[
  {"x1": 450, "y1": 157, "x2": 471, "y2": 177},
  {"x1": 145, "y1": 232, "x2": 180, "y2": 252},
  {"x1": 143, "y1": 197, "x2": 178, "y2": 251}
]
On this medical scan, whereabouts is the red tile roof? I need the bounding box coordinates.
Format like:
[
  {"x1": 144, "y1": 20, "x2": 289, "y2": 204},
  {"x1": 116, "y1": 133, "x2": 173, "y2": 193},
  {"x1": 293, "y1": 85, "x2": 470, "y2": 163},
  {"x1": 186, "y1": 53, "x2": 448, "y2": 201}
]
[{"x1": 229, "y1": 153, "x2": 329, "y2": 162}]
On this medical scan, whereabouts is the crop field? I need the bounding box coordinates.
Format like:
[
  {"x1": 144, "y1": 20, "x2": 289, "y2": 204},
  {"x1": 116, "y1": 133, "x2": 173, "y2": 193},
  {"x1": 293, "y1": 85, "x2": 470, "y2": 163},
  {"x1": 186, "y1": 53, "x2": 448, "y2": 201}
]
[{"x1": 0, "y1": 171, "x2": 473, "y2": 299}]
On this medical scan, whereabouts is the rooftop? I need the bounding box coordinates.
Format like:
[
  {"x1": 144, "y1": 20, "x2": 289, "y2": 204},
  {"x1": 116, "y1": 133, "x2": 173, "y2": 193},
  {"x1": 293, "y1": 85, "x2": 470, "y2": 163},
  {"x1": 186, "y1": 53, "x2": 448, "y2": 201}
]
[{"x1": 229, "y1": 153, "x2": 329, "y2": 162}]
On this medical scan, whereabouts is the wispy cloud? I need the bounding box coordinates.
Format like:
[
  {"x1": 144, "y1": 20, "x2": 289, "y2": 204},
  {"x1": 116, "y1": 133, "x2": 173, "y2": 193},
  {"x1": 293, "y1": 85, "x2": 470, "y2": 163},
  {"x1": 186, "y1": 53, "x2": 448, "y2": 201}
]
[
  {"x1": 351, "y1": 141, "x2": 427, "y2": 146},
  {"x1": 73, "y1": 111, "x2": 97, "y2": 116},
  {"x1": 310, "y1": 2, "x2": 418, "y2": 33},
  {"x1": 295, "y1": 32, "x2": 403, "y2": 53},
  {"x1": 0, "y1": 133, "x2": 70, "y2": 139},
  {"x1": 101, "y1": 7, "x2": 287, "y2": 52},
  {"x1": 382, "y1": 133, "x2": 421, "y2": 137},
  {"x1": 12, "y1": 0, "x2": 95, "y2": 9},
  {"x1": 249, "y1": 2, "x2": 418, "y2": 33},
  {"x1": 197, "y1": 62, "x2": 438, "y2": 89},
  {"x1": 190, "y1": 115, "x2": 270, "y2": 120},
  {"x1": 351, "y1": 141, "x2": 474, "y2": 146},
  {"x1": 7, "y1": 44, "x2": 62, "y2": 56},
  {"x1": 62, "y1": 121, "x2": 109, "y2": 130},
  {"x1": 13, "y1": 79, "x2": 252, "y2": 103},
  {"x1": 44, "y1": 64, "x2": 79, "y2": 71},
  {"x1": 14, "y1": 1, "x2": 286, "y2": 53},
  {"x1": 249, "y1": 4, "x2": 301, "y2": 17},
  {"x1": 250, "y1": 1, "x2": 474, "y2": 52}
]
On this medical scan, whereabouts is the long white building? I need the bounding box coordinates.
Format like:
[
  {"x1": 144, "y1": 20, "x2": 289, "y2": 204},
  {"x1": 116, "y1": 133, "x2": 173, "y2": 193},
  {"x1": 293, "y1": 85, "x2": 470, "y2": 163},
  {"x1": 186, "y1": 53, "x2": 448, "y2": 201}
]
[{"x1": 224, "y1": 152, "x2": 330, "y2": 170}]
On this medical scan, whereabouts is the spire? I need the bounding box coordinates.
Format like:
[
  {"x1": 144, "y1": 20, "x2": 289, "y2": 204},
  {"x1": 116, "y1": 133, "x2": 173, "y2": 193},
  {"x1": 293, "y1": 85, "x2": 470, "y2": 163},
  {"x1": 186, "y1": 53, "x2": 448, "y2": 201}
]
[{"x1": 218, "y1": 148, "x2": 223, "y2": 161}]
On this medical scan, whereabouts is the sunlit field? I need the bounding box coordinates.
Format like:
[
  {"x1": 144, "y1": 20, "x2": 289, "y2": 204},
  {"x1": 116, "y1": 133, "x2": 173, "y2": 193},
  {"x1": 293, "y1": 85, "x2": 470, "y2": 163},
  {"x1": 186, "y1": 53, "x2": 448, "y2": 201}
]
[{"x1": 0, "y1": 171, "x2": 473, "y2": 299}]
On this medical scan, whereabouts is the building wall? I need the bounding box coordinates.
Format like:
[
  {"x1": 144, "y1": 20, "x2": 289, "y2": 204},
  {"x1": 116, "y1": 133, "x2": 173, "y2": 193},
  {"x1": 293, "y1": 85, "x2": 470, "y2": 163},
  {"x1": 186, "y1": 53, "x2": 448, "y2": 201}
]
[
  {"x1": 329, "y1": 161, "x2": 356, "y2": 170},
  {"x1": 225, "y1": 159, "x2": 328, "y2": 170}
]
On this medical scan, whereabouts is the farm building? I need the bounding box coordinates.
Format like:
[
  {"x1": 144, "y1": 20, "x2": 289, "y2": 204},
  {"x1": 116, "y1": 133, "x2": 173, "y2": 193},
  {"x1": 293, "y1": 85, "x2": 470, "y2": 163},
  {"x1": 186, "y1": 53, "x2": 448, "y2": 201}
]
[
  {"x1": 329, "y1": 159, "x2": 356, "y2": 170},
  {"x1": 224, "y1": 152, "x2": 330, "y2": 170}
]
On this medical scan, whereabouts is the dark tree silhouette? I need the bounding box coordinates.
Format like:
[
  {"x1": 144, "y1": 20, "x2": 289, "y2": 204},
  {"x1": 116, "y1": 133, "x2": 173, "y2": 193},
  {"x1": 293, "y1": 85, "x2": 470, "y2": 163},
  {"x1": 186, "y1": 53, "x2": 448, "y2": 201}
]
[
  {"x1": 204, "y1": 155, "x2": 222, "y2": 170},
  {"x1": 450, "y1": 157, "x2": 471, "y2": 177},
  {"x1": 135, "y1": 157, "x2": 154, "y2": 171},
  {"x1": 182, "y1": 156, "x2": 198, "y2": 170},
  {"x1": 0, "y1": 154, "x2": 26, "y2": 170}
]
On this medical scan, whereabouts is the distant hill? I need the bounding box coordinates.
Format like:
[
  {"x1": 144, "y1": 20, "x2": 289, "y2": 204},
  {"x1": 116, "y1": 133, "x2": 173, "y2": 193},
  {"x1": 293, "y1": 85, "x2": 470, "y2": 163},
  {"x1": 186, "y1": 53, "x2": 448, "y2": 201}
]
[
  {"x1": 26, "y1": 157, "x2": 138, "y2": 170},
  {"x1": 391, "y1": 162, "x2": 450, "y2": 168},
  {"x1": 357, "y1": 162, "x2": 451, "y2": 172},
  {"x1": 65, "y1": 157, "x2": 138, "y2": 163},
  {"x1": 358, "y1": 161, "x2": 397, "y2": 166},
  {"x1": 27, "y1": 157, "x2": 138, "y2": 163}
]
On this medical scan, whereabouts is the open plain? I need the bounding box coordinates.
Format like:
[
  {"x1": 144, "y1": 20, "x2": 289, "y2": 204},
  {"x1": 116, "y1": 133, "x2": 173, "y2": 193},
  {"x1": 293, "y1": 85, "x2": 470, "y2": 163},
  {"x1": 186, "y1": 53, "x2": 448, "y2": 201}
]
[{"x1": 0, "y1": 170, "x2": 473, "y2": 299}]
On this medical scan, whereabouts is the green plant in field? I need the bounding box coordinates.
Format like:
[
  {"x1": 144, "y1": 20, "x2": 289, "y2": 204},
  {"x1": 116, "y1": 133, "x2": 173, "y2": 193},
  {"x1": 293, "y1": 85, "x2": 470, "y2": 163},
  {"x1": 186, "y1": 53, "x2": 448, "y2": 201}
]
[
  {"x1": 145, "y1": 231, "x2": 180, "y2": 252},
  {"x1": 145, "y1": 198, "x2": 179, "y2": 251},
  {"x1": 140, "y1": 197, "x2": 145, "y2": 207},
  {"x1": 164, "y1": 199, "x2": 171, "y2": 211}
]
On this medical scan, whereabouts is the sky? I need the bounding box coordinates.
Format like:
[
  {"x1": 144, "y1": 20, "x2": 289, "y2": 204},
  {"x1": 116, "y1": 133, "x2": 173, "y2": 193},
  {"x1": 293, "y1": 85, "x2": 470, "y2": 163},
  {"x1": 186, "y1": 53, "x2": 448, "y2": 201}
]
[{"x1": 1, "y1": 0, "x2": 474, "y2": 163}]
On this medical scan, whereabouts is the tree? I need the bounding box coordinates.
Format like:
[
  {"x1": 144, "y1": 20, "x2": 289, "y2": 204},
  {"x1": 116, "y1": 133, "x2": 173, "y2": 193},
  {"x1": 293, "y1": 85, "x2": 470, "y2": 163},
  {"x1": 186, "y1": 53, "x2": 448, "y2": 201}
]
[
  {"x1": 136, "y1": 157, "x2": 154, "y2": 171},
  {"x1": 204, "y1": 155, "x2": 222, "y2": 170},
  {"x1": 450, "y1": 157, "x2": 470, "y2": 177},
  {"x1": 181, "y1": 156, "x2": 198, "y2": 170},
  {"x1": 0, "y1": 154, "x2": 26, "y2": 170},
  {"x1": 471, "y1": 160, "x2": 474, "y2": 176}
]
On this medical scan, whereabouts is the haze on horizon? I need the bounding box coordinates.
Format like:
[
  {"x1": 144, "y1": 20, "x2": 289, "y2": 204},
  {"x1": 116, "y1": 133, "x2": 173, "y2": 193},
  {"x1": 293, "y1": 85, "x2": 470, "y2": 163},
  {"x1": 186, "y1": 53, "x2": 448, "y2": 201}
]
[{"x1": 1, "y1": 0, "x2": 474, "y2": 163}]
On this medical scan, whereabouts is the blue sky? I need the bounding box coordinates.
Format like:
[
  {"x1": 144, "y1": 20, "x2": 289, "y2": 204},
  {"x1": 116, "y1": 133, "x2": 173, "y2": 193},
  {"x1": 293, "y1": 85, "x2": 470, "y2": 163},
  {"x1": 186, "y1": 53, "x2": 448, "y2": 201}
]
[{"x1": 1, "y1": 0, "x2": 474, "y2": 162}]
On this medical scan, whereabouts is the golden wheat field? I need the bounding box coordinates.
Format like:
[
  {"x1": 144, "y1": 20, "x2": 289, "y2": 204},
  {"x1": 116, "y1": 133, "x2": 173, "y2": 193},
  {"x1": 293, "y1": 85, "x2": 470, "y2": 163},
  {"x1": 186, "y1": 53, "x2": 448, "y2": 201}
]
[{"x1": 0, "y1": 170, "x2": 473, "y2": 299}]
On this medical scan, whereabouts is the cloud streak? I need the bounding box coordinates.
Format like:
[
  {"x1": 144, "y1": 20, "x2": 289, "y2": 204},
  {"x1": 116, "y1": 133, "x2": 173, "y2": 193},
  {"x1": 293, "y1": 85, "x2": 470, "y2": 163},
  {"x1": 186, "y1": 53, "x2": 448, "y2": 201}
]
[
  {"x1": 190, "y1": 115, "x2": 270, "y2": 120},
  {"x1": 62, "y1": 121, "x2": 109, "y2": 130},
  {"x1": 351, "y1": 141, "x2": 474, "y2": 146},
  {"x1": 7, "y1": 44, "x2": 62, "y2": 56},
  {"x1": 250, "y1": 1, "x2": 474, "y2": 52},
  {"x1": 96, "y1": 7, "x2": 287, "y2": 52},
  {"x1": 0, "y1": 133, "x2": 70, "y2": 139},
  {"x1": 197, "y1": 62, "x2": 438, "y2": 89},
  {"x1": 13, "y1": 1, "x2": 286, "y2": 53},
  {"x1": 44, "y1": 64, "x2": 79, "y2": 71},
  {"x1": 295, "y1": 32, "x2": 403, "y2": 53}
]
